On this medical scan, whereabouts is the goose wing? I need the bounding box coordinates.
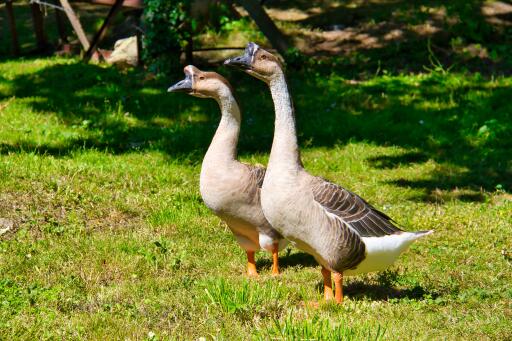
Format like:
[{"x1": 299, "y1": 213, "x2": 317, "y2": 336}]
[
  {"x1": 312, "y1": 177, "x2": 403, "y2": 237},
  {"x1": 246, "y1": 164, "x2": 266, "y2": 188},
  {"x1": 237, "y1": 163, "x2": 266, "y2": 199}
]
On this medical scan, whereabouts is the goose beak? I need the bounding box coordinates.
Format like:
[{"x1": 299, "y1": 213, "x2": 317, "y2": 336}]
[
  {"x1": 224, "y1": 54, "x2": 252, "y2": 69},
  {"x1": 224, "y1": 42, "x2": 259, "y2": 69},
  {"x1": 168, "y1": 76, "x2": 193, "y2": 93}
]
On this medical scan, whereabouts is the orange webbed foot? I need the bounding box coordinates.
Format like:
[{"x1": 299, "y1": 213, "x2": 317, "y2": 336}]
[
  {"x1": 271, "y1": 242, "x2": 280, "y2": 276},
  {"x1": 333, "y1": 272, "x2": 343, "y2": 304},
  {"x1": 321, "y1": 266, "x2": 334, "y2": 301},
  {"x1": 246, "y1": 251, "x2": 259, "y2": 277}
]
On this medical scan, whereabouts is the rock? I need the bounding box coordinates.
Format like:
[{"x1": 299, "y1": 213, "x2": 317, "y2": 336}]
[
  {"x1": 105, "y1": 36, "x2": 138, "y2": 67},
  {"x1": 0, "y1": 218, "x2": 14, "y2": 235}
]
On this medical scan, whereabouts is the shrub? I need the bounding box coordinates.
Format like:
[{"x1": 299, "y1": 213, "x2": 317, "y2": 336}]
[{"x1": 143, "y1": 0, "x2": 191, "y2": 75}]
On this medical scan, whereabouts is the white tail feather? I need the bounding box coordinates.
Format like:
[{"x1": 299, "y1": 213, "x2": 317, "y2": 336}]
[{"x1": 345, "y1": 230, "x2": 432, "y2": 275}]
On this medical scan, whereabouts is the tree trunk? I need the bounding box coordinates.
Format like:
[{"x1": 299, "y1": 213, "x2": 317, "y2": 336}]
[
  {"x1": 31, "y1": 2, "x2": 49, "y2": 51},
  {"x1": 55, "y1": 4, "x2": 69, "y2": 44},
  {"x1": 236, "y1": 0, "x2": 290, "y2": 55},
  {"x1": 5, "y1": 0, "x2": 20, "y2": 55}
]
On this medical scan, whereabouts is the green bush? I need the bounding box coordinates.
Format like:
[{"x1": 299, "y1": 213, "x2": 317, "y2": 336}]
[{"x1": 143, "y1": 0, "x2": 191, "y2": 75}]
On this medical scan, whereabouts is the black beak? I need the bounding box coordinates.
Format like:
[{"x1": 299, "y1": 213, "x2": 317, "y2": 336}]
[
  {"x1": 168, "y1": 76, "x2": 193, "y2": 93},
  {"x1": 224, "y1": 54, "x2": 252, "y2": 69},
  {"x1": 224, "y1": 42, "x2": 258, "y2": 69}
]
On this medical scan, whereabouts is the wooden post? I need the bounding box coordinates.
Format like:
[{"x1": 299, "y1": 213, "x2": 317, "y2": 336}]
[
  {"x1": 30, "y1": 1, "x2": 49, "y2": 51},
  {"x1": 55, "y1": 3, "x2": 68, "y2": 44},
  {"x1": 5, "y1": 0, "x2": 20, "y2": 55},
  {"x1": 84, "y1": 0, "x2": 124, "y2": 62},
  {"x1": 136, "y1": 29, "x2": 143, "y2": 65},
  {"x1": 236, "y1": 0, "x2": 290, "y2": 55},
  {"x1": 185, "y1": 34, "x2": 193, "y2": 64},
  {"x1": 59, "y1": 0, "x2": 90, "y2": 51},
  {"x1": 225, "y1": 0, "x2": 241, "y2": 20}
]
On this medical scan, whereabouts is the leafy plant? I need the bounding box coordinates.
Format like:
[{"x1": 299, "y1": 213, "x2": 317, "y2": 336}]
[
  {"x1": 256, "y1": 313, "x2": 385, "y2": 341},
  {"x1": 143, "y1": 0, "x2": 192, "y2": 75},
  {"x1": 142, "y1": 0, "x2": 234, "y2": 76},
  {"x1": 445, "y1": 2, "x2": 493, "y2": 43},
  {"x1": 202, "y1": 278, "x2": 290, "y2": 321}
]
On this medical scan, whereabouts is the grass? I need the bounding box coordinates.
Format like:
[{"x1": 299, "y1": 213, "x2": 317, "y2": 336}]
[
  {"x1": 1, "y1": 56, "x2": 511, "y2": 340},
  {"x1": 1, "y1": 1, "x2": 512, "y2": 337}
]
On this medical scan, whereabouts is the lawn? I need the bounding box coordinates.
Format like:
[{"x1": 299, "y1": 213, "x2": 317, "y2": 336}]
[
  {"x1": 1, "y1": 56, "x2": 511, "y2": 339},
  {"x1": 1, "y1": 0, "x2": 512, "y2": 339}
]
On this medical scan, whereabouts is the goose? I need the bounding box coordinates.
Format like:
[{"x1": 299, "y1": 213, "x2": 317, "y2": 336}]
[
  {"x1": 225, "y1": 43, "x2": 433, "y2": 302},
  {"x1": 168, "y1": 65, "x2": 287, "y2": 276}
]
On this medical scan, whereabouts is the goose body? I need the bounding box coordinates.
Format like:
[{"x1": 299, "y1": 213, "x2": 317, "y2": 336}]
[
  {"x1": 262, "y1": 170, "x2": 432, "y2": 276},
  {"x1": 169, "y1": 65, "x2": 286, "y2": 276},
  {"x1": 225, "y1": 43, "x2": 432, "y2": 300},
  {"x1": 200, "y1": 151, "x2": 283, "y2": 253}
]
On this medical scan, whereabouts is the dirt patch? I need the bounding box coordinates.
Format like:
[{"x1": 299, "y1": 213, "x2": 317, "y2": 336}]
[
  {"x1": 0, "y1": 189, "x2": 142, "y2": 239},
  {"x1": 262, "y1": 1, "x2": 511, "y2": 64},
  {"x1": 266, "y1": 2, "x2": 450, "y2": 56},
  {"x1": 482, "y1": 1, "x2": 512, "y2": 26}
]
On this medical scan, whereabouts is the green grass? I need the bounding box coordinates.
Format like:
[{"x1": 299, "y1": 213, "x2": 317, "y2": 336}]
[{"x1": 1, "y1": 56, "x2": 511, "y2": 339}]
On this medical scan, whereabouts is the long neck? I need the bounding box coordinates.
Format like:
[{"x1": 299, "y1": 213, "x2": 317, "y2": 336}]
[
  {"x1": 268, "y1": 71, "x2": 301, "y2": 169},
  {"x1": 204, "y1": 90, "x2": 240, "y2": 162}
]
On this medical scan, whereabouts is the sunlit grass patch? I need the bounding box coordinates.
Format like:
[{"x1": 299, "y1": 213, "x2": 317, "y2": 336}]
[
  {"x1": 0, "y1": 56, "x2": 511, "y2": 339},
  {"x1": 256, "y1": 313, "x2": 385, "y2": 341},
  {"x1": 202, "y1": 277, "x2": 293, "y2": 321}
]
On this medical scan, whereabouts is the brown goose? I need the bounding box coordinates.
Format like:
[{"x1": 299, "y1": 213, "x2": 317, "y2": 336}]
[
  {"x1": 168, "y1": 65, "x2": 287, "y2": 276},
  {"x1": 225, "y1": 43, "x2": 432, "y2": 302}
]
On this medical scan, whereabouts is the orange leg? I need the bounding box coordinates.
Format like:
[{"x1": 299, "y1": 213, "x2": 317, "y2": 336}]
[
  {"x1": 321, "y1": 266, "x2": 334, "y2": 301},
  {"x1": 271, "y1": 243, "x2": 279, "y2": 275},
  {"x1": 246, "y1": 251, "x2": 258, "y2": 277},
  {"x1": 333, "y1": 272, "x2": 343, "y2": 304}
]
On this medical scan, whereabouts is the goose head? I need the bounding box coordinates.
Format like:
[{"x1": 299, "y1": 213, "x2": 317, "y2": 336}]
[
  {"x1": 224, "y1": 42, "x2": 282, "y2": 83},
  {"x1": 168, "y1": 65, "x2": 232, "y2": 99}
]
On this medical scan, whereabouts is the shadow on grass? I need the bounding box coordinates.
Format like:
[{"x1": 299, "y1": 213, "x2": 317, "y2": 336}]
[
  {"x1": 0, "y1": 61, "x2": 220, "y2": 161},
  {"x1": 257, "y1": 250, "x2": 318, "y2": 271},
  {"x1": 343, "y1": 281, "x2": 436, "y2": 301},
  {"x1": 1, "y1": 58, "x2": 511, "y2": 200},
  {"x1": 367, "y1": 152, "x2": 429, "y2": 169},
  {"x1": 287, "y1": 71, "x2": 511, "y2": 197},
  {"x1": 312, "y1": 269, "x2": 437, "y2": 301}
]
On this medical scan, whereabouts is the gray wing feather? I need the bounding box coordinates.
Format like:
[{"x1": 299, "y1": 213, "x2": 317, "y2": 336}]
[
  {"x1": 246, "y1": 164, "x2": 266, "y2": 188},
  {"x1": 312, "y1": 177, "x2": 403, "y2": 237},
  {"x1": 236, "y1": 163, "x2": 266, "y2": 201},
  {"x1": 331, "y1": 218, "x2": 366, "y2": 271}
]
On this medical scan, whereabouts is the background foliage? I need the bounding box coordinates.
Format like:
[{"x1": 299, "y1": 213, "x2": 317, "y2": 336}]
[
  {"x1": 142, "y1": 0, "x2": 191, "y2": 74},
  {"x1": 142, "y1": 0, "x2": 232, "y2": 74}
]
